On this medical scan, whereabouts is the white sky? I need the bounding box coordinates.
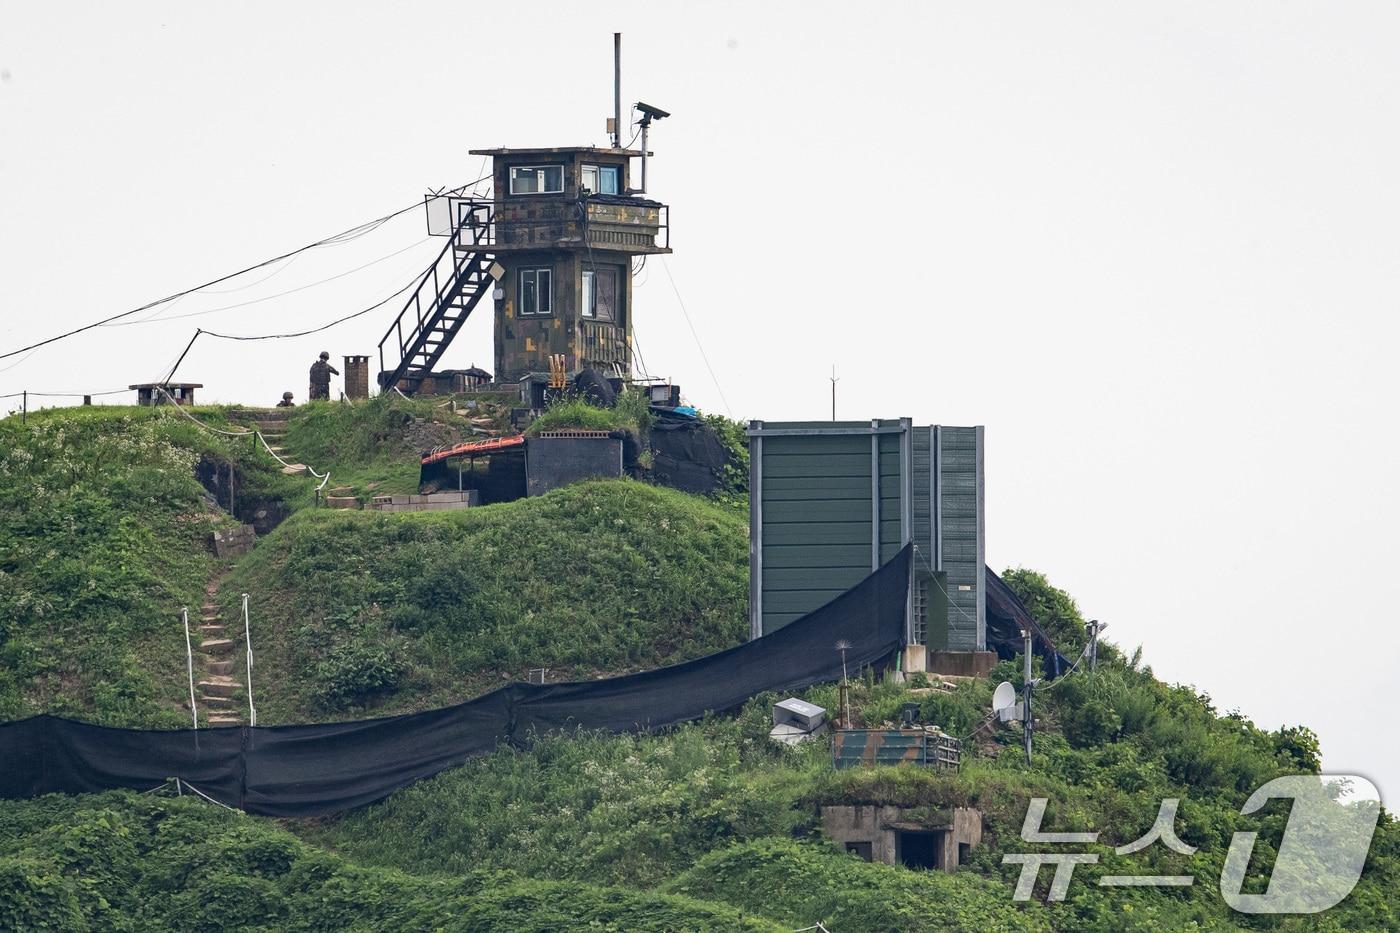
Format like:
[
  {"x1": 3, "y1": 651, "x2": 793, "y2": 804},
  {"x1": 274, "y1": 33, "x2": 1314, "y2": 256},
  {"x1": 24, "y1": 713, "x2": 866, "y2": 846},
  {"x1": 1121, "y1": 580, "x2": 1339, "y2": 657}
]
[{"x1": 3, "y1": 3, "x2": 1397, "y2": 799}]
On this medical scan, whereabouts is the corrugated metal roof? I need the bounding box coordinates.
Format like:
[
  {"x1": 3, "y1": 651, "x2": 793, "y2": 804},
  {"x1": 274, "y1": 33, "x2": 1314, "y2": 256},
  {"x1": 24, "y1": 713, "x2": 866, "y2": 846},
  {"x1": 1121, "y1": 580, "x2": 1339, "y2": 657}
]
[{"x1": 420, "y1": 434, "x2": 525, "y2": 466}]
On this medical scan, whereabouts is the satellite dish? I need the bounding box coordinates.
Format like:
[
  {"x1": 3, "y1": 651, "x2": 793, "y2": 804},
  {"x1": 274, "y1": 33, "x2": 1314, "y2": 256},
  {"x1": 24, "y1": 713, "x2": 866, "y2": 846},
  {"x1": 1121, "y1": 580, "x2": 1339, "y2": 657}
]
[{"x1": 992, "y1": 681, "x2": 1017, "y2": 713}]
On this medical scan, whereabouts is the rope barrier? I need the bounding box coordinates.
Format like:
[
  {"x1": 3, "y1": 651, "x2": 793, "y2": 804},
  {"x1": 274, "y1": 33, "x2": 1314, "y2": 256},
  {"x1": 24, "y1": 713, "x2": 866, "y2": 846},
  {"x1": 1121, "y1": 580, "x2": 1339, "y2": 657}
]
[
  {"x1": 152, "y1": 386, "x2": 331, "y2": 491},
  {"x1": 175, "y1": 778, "x2": 240, "y2": 812}
]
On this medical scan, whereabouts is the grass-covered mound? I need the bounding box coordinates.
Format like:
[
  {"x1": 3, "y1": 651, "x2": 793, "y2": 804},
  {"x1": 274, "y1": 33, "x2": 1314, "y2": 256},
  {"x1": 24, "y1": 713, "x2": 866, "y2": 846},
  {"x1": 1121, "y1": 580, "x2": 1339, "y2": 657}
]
[
  {"x1": 668, "y1": 839, "x2": 1050, "y2": 932},
  {"x1": 525, "y1": 390, "x2": 653, "y2": 437},
  {"x1": 222, "y1": 478, "x2": 748, "y2": 719},
  {"x1": 0, "y1": 791, "x2": 778, "y2": 932},
  {"x1": 0, "y1": 406, "x2": 302, "y2": 726},
  {"x1": 272, "y1": 392, "x2": 513, "y2": 499}
]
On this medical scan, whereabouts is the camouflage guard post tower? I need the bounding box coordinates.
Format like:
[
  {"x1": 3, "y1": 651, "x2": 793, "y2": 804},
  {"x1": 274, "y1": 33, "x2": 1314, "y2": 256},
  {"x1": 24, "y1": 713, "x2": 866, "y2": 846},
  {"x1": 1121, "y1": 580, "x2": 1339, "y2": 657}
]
[
  {"x1": 473, "y1": 137, "x2": 670, "y2": 384},
  {"x1": 377, "y1": 36, "x2": 671, "y2": 395}
]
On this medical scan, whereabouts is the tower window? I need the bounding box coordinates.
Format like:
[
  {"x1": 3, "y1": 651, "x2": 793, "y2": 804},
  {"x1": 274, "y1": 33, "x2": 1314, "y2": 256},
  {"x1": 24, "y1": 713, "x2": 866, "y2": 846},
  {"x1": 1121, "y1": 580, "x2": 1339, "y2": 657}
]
[
  {"x1": 509, "y1": 165, "x2": 564, "y2": 195},
  {"x1": 519, "y1": 268, "x2": 552, "y2": 315},
  {"x1": 581, "y1": 164, "x2": 620, "y2": 195},
  {"x1": 581, "y1": 267, "x2": 617, "y2": 320}
]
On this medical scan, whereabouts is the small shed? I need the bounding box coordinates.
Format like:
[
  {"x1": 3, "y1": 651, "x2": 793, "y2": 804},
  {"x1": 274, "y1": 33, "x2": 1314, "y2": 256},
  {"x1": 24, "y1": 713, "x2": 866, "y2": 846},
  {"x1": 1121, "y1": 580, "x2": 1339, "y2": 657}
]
[{"x1": 130, "y1": 382, "x2": 202, "y2": 406}]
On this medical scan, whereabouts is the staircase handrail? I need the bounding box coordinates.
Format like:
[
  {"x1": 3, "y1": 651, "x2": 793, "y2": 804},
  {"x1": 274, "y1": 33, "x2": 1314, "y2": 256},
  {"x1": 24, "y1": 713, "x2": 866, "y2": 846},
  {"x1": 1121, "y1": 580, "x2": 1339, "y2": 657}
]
[{"x1": 377, "y1": 200, "x2": 494, "y2": 381}]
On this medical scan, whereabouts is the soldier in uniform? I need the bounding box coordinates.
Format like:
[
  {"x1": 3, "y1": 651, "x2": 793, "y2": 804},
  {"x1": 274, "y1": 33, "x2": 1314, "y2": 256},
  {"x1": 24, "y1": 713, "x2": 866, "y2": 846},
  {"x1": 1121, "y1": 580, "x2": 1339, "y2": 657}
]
[
  {"x1": 309, "y1": 352, "x2": 338, "y2": 401},
  {"x1": 276, "y1": 391, "x2": 295, "y2": 408}
]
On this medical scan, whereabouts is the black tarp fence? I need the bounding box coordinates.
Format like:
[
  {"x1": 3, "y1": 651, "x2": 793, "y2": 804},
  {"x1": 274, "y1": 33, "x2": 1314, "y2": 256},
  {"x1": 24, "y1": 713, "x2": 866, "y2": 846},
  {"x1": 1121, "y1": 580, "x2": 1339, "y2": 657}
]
[
  {"x1": 984, "y1": 567, "x2": 1070, "y2": 677},
  {"x1": 0, "y1": 548, "x2": 911, "y2": 818}
]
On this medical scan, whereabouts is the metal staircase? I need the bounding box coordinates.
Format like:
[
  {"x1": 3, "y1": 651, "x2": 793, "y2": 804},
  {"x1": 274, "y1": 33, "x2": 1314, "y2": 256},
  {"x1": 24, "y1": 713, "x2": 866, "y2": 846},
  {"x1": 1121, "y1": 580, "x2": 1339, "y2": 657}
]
[{"x1": 378, "y1": 200, "x2": 502, "y2": 392}]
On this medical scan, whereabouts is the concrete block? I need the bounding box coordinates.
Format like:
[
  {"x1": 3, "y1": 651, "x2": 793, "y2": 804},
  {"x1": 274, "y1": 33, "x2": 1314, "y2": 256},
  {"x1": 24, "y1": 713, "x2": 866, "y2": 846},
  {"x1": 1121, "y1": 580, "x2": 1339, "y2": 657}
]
[{"x1": 927, "y1": 650, "x2": 998, "y2": 678}]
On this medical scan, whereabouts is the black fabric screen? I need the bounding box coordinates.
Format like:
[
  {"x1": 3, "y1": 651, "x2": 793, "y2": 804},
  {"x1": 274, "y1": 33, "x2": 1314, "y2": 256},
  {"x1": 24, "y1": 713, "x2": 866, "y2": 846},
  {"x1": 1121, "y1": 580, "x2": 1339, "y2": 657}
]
[{"x1": 0, "y1": 547, "x2": 910, "y2": 817}]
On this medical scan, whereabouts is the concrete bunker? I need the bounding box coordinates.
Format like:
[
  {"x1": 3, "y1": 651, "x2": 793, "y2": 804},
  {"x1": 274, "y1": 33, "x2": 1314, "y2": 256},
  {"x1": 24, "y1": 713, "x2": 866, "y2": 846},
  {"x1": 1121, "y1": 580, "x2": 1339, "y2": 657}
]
[{"x1": 821, "y1": 804, "x2": 982, "y2": 873}]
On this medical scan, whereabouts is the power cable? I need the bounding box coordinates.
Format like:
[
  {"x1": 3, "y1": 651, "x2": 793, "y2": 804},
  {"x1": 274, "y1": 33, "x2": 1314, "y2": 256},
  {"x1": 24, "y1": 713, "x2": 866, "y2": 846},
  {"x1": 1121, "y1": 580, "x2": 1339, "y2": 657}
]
[
  {"x1": 103, "y1": 237, "x2": 432, "y2": 327},
  {"x1": 659, "y1": 256, "x2": 732, "y2": 417},
  {"x1": 198, "y1": 273, "x2": 421, "y2": 342},
  {"x1": 0, "y1": 175, "x2": 490, "y2": 362}
]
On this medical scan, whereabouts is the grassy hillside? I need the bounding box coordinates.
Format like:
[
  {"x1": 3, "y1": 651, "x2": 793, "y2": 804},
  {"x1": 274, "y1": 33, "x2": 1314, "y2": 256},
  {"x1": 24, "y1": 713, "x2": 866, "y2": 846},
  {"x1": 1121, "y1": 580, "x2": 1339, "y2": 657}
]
[
  {"x1": 221, "y1": 478, "x2": 747, "y2": 719},
  {"x1": 3, "y1": 399, "x2": 1396, "y2": 931},
  {"x1": 0, "y1": 402, "x2": 745, "y2": 726},
  {"x1": 0, "y1": 792, "x2": 779, "y2": 932},
  {"x1": 299, "y1": 666, "x2": 1400, "y2": 931},
  {"x1": 0, "y1": 406, "x2": 303, "y2": 725},
  {"x1": 270, "y1": 392, "x2": 513, "y2": 499}
]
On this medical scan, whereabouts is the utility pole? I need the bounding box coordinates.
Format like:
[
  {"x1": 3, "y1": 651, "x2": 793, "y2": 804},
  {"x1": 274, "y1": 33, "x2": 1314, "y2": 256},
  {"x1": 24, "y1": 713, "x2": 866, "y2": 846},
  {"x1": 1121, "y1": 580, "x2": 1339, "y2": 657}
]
[
  {"x1": 830, "y1": 365, "x2": 839, "y2": 421},
  {"x1": 1021, "y1": 629, "x2": 1034, "y2": 765},
  {"x1": 1085, "y1": 619, "x2": 1104, "y2": 672},
  {"x1": 21, "y1": 390, "x2": 26, "y2": 425}
]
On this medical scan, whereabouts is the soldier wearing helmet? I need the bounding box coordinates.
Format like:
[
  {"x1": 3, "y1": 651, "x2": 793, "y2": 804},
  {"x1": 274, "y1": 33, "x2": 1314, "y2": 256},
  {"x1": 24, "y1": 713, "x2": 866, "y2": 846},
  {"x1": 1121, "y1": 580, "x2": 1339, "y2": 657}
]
[{"x1": 309, "y1": 352, "x2": 339, "y2": 401}]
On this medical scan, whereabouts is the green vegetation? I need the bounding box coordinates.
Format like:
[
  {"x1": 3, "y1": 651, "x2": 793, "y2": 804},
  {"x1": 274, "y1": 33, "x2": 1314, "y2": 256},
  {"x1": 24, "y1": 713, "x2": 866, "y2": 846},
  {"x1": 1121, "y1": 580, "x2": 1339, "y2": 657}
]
[
  {"x1": 223, "y1": 478, "x2": 748, "y2": 718},
  {"x1": 525, "y1": 389, "x2": 653, "y2": 436},
  {"x1": 0, "y1": 791, "x2": 779, "y2": 932},
  {"x1": 0, "y1": 406, "x2": 301, "y2": 725},
  {"x1": 276, "y1": 393, "x2": 511, "y2": 499},
  {"x1": 3, "y1": 399, "x2": 1397, "y2": 930},
  {"x1": 301, "y1": 662, "x2": 1400, "y2": 932},
  {"x1": 670, "y1": 839, "x2": 1050, "y2": 932}
]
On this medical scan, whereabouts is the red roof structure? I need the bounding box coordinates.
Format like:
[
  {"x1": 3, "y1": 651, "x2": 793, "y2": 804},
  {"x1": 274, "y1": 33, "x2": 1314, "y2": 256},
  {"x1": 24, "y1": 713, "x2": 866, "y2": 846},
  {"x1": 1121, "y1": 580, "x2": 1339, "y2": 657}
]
[{"x1": 420, "y1": 434, "x2": 525, "y2": 466}]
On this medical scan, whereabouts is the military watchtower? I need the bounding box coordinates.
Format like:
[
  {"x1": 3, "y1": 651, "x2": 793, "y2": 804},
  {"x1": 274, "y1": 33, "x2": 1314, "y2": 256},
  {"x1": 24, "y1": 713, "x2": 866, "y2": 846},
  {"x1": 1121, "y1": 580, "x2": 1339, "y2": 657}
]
[
  {"x1": 376, "y1": 39, "x2": 671, "y2": 395},
  {"x1": 470, "y1": 142, "x2": 670, "y2": 383}
]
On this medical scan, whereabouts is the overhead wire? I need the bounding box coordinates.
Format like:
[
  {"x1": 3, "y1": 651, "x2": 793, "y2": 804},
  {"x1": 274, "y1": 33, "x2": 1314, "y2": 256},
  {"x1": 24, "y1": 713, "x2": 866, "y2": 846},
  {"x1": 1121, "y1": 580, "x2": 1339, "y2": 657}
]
[
  {"x1": 103, "y1": 236, "x2": 433, "y2": 327},
  {"x1": 0, "y1": 174, "x2": 490, "y2": 363},
  {"x1": 659, "y1": 255, "x2": 732, "y2": 417},
  {"x1": 198, "y1": 273, "x2": 421, "y2": 341}
]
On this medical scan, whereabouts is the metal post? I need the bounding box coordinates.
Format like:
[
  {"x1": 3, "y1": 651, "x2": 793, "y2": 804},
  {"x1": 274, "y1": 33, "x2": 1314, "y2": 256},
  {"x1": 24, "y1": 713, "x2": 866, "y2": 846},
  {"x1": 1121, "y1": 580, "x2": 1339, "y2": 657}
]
[
  {"x1": 830, "y1": 365, "x2": 838, "y2": 420},
  {"x1": 242, "y1": 594, "x2": 256, "y2": 726},
  {"x1": 21, "y1": 390, "x2": 26, "y2": 424},
  {"x1": 639, "y1": 119, "x2": 649, "y2": 194},
  {"x1": 1086, "y1": 620, "x2": 1103, "y2": 672},
  {"x1": 182, "y1": 608, "x2": 198, "y2": 729},
  {"x1": 1022, "y1": 629, "x2": 1033, "y2": 765},
  {"x1": 613, "y1": 33, "x2": 622, "y2": 149}
]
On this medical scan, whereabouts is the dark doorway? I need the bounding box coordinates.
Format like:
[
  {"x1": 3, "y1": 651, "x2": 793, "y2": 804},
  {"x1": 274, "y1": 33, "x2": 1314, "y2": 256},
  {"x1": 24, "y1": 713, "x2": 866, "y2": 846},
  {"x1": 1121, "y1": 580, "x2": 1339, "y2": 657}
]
[
  {"x1": 845, "y1": 841, "x2": 873, "y2": 862},
  {"x1": 897, "y1": 831, "x2": 940, "y2": 870},
  {"x1": 958, "y1": 842, "x2": 971, "y2": 866}
]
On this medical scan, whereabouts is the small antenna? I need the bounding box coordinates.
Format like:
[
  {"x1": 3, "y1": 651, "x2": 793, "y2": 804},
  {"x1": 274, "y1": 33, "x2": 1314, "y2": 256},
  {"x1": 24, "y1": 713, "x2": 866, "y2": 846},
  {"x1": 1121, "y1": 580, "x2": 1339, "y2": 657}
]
[
  {"x1": 830, "y1": 365, "x2": 839, "y2": 421},
  {"x1": 611, "y1": 33, "x2": 622, "y2": 148}
]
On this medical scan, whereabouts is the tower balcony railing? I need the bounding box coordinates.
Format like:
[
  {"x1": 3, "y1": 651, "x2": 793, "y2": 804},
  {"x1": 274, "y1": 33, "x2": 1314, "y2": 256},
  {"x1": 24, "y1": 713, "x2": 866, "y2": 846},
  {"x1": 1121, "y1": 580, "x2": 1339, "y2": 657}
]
[{"x1": 425, "y1": 195, "x2": 669, "y2": 253}]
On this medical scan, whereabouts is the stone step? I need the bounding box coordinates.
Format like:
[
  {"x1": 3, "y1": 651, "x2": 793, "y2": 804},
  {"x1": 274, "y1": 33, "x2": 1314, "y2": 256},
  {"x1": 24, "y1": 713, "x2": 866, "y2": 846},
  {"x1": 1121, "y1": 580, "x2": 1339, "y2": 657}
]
[
  {"x1": 207, "y1": 716, "x2": 243, "y2": 726},
  {"x1": 198, "y1": 625, "x2": 225, "y2": 635},
  {"x1": 325, "y1": 496, "x2": 359, "y2": 509},
  {"x1": 266, "y1": 446, "x2": 286, "y2": 456},
  {"x1": 198, "y1": 680, "x2": 243, "y2": 697},
  {"x1": 206, "y1": 660, "x2": 234, "y2": 676},
  {"x1": 201, "y1": 694, "x2": 234, "y2": 706},
  {"x1": 200, "y1": 638, "x2": 234, "y2": 651},
  {"x1": 201, "y1": 602, "x2": 217, "y2": 613},
  {"x1": 200, "y1": 614, "x2": 220, "y2": 624},
  {"x1": 281, "y1": 464, "x2": 309, "y2": 476},
  {"x1": 230, "y1": 408, "x2": 291, "y2": 422},
  {"x1": 329, "y1": 486, "x2": 355, "y2": 497}
]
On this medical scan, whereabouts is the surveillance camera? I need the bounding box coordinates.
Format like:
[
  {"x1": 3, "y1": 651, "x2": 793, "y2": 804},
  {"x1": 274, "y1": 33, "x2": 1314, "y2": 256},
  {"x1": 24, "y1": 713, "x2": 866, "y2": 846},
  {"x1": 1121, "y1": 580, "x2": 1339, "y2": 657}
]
[{"x1": 635, "y1": 101, "x2": 671, "y2": 121}]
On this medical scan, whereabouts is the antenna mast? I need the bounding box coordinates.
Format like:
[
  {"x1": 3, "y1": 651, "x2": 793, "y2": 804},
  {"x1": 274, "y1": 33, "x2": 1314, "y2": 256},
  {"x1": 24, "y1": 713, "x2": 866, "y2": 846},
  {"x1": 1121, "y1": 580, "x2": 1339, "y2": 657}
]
[{"x1": 612, "y1": 33, "x2": 622, "y2": 148}]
